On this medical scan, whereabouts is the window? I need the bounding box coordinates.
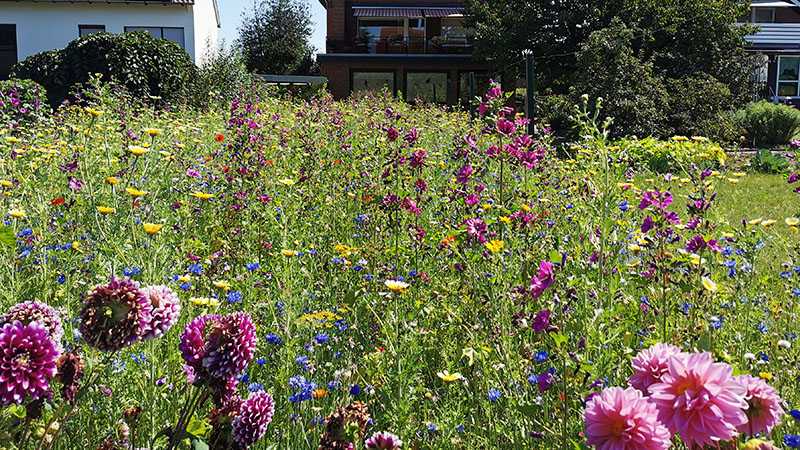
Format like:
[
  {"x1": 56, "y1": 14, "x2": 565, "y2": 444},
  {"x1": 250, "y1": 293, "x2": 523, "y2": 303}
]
[
  {"x1": 752, "y1": 7, "x2": 775, "y2": 23},
  {"x1": 777, "y1": 56, "x2": 800, "y2": 97},
  {"x1": 125, "y1": 27, "x2": 185, "y2": 49},
  {"x1": 457, "y1": 72, "x2": 500, "y2": 108},
  {"x1": 79, "y1": 25, "x2": 105, "y2": 37},
  {"x1": 405, "y1": 71, "x2": 449, "y2": 104},
  {"x1": 351, "y1": 70, "x2": 395, "y2": 94},
  {"x1": 357, "y1": 19, "x2": 404, "y2": 43},
  {"x1": 0, "y1": 24, "x2": 16, "y2": 80},
  {"x1": 441, "y1": 18, "x2": 473, "y2": 42},
  {"x1": 357, "y1": 18, "x2": 425, "y2": 53}
]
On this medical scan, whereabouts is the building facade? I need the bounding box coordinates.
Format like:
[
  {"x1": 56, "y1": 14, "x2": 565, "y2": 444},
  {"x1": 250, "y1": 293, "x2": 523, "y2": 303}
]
[
  {"x1": 745, "y1": 0, "x2": 800, "y2": 104},
  {"x1": 0, "y1": 0, "x2": 219, "y2": 79},
  {"x1": 317, "y1": 0, "x2": 497, "y2": 106}
]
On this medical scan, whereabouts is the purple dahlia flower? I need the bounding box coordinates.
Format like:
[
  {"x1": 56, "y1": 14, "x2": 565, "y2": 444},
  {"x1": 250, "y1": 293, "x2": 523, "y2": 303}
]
[
  {"x1": 78, "y1": 278, "x2": 152, "y2": 352},
  {"x1": 0, "y1": 320, "x2": 59, "y2": 405},
  {"x1": 365, "y1": 431, "x2": 403, "y2": 449},
  {"x1": 232, "y1": 391, "x2": 275, "y2": 448},
  {"x1": 139, "y1": 285, "x2": 181, "y2": 341},
  {"x1": 2, "y1": 301, "x2": 64, "y2": 351},
  {"x1": 179, "y1": 313, "x2": 256, "y2": 381}
]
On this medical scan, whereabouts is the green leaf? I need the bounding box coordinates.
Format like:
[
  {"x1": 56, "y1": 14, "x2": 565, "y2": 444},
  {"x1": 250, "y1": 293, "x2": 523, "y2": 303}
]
[
  {"x1": 191, "y1": 439, "x2": 209, "y2": 450},
  {"x1": 186, "y1": 418, "x2": 208, "y2": 438},
  {"x1": 0, "y1": 225, "x2": 15, "y2": 247},
  {"x1": 550, "y1": 332, "x2": 568, "y2": 348},
  {"x1": 462, "y1": 347, "x2": 475, "y2": 366},
  {"x1": 548, "y1": 249, "x2": 562, "y2": 264},
  {"x1": 515, "y1": 402, "x2": 538, "y2": 418}
]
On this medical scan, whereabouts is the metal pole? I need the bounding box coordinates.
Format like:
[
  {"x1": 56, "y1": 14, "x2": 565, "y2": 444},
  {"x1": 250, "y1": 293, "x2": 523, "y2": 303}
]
[
  {"x1": 469, "y1": 71, "x2": 475, "y2": 118},
  {"x1": 525, "y1": 53, "x2": 535, "y2": 135}
]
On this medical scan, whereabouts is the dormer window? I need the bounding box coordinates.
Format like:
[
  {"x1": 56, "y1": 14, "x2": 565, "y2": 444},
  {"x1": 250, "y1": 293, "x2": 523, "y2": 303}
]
[{"x1": 752, "y1": 7, "x2": 775, "y2": 23}]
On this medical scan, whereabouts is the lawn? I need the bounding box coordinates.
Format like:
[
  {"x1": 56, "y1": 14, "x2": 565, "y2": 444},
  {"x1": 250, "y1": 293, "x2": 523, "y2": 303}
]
[{"x1": 0, "y1": 79, "x2": 798, "y2": 450}]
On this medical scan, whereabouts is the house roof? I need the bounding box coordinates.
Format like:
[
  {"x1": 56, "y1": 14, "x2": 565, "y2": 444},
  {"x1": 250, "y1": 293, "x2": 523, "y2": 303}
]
[{"x1": 0, "y1": 0, "x2": 196, "y2": 4}]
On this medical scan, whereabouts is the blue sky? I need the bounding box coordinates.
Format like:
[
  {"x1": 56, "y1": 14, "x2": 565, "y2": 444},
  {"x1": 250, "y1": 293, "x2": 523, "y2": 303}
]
[{"x1": 217, "y1": 0, "x2": 327, "y2": 55}]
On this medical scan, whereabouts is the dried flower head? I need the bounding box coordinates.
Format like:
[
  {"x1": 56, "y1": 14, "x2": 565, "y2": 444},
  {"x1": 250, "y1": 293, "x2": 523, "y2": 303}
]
[
  {"x1": 55, "y1": 347, "x2": 85, "y2": 405},
  {"x1": 79, "y1": 278, "x2": 152, "y2": 352}
]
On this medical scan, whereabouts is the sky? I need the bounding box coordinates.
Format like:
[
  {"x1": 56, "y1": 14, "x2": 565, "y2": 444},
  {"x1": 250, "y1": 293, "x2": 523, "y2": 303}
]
[{"x1": 217, "y1": 0, "x2": 328, "y2": 55}]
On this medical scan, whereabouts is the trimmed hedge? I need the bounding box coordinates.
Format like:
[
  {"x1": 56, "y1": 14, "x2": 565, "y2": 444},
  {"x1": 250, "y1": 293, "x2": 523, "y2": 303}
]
[{"x1": 11, "y1": 31, "x2": 197, "y2": 107}]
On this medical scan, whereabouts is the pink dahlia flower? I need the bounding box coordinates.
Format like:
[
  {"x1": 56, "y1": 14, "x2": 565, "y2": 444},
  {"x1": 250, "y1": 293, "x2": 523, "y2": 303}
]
[
  {"x1": 232, "y1": 391, "x2": 275, "y2": 448},
  {"x1": 648, "y1": 352, "x2": 747, "y2": 447},
  {"x1": 179, "y1": 313, "x2": 257, "y2": 381},
  {"x1": 179, "y1": 314, "x2": 220, "y2": 370},
  {"x1": 0, "y1": 321, "x2": 60, "y2": 405},
  {"x1": 139, "y1": 285, "x2": 181, "y2": 341},
  {"x1": 583, "y1": 386, "x2": 671, "y2": 450},
  {"x1": 735, "y1": 374, "x2": 784, "y2": 436},
  {"x1": 628, "y1": 343, "x2": 683, "y2": 393},
  {"x1": 365, "y1": 431, "x2": 403, "y2": 450}
]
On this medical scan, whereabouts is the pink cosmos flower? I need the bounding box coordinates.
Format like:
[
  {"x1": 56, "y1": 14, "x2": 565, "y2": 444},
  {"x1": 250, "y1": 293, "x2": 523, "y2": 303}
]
[
  {"x1": 648, "y1": 352, "x2": 748, "y2": 447},
  {"x1": 735, "y1": 374, "x2": 784, "y2": 436},
  {"x1": 584, "y1": 386, "x2": 672, "y2": 450},
  {"x1": 627, "y1": 343, "x2": 683, "y2": 393}
]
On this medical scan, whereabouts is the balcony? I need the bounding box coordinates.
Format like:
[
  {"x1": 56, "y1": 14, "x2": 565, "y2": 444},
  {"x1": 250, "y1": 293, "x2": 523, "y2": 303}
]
[
  {"x1": 743, "y1": 23, "x2": 800, "y2": 47},
  {"x1": 326, "y1": 36, "x2": 474, "y2": 55}
]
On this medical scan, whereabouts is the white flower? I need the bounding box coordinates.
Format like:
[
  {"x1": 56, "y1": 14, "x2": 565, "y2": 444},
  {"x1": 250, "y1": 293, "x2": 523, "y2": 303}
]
[
  {"x1": 744, "y1": 353, "x2": 756, "y2": 360},
  {"x1": 778, "y1": 340, "x2": 791, "y2": 349}
]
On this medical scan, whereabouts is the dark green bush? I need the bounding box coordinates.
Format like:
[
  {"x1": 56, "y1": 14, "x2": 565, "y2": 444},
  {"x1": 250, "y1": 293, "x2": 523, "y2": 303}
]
[
  {"x1": 750, "y1": 148, "x2": 790, "y2": 173},
  {"x1": 663, "y1": 76, "x2": 743, "y2": 143},
  {"x1": 189, "y1": 44, "x2": 254, "y2": 107},
  {"x1": 735, "y1": 100, "x2": 800, "y2": 147},
  {"x1": 11, "y1": 31, "x2": 197, "y2": 107},
  {"x1": 0, "y1": 78, "x2": 49, "y2": 127}
]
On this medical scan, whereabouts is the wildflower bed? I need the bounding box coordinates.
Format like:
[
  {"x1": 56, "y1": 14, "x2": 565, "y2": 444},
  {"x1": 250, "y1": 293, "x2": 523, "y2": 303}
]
[{"x1": 0, "y1": 79, "x2": 799, "y2": 450}]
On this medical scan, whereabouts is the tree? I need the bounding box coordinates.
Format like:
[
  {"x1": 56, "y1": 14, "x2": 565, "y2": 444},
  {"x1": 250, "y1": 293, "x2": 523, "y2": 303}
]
[{"x1": 238, "y1": 0, "x2": 317, "y2": 75}]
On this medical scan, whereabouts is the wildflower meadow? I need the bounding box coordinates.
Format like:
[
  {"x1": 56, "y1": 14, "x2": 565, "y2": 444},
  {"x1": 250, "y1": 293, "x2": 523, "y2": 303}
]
[{"x1": 0, "y1": 77, "x2": 799, "y2": 450}]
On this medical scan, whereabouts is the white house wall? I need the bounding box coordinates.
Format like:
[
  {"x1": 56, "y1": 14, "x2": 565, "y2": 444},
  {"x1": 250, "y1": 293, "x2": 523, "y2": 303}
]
[
  {"x1": 193, "y1": 0, "x2": 219, "y2": 64},
  {"x1": 0, "y1": 3, "x2": 212, "y2": 62}
]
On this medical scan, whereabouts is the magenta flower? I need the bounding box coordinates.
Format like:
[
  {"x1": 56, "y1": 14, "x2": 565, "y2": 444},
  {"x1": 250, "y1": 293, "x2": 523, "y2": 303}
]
[
  {"x1": 584, "y1": 386, "x2": 672, "y2": 450},
  {"x1": 139, "y1": 285, "x2": 181, "y2": 341},
  {"x1": 386, "y1": 128, "x2": 399, "y2": 142},
  {"x1": 0, "y1": 321, "x2": 60, "y2": 405},
  {"x1": 531, "y1": 309, "x2": 551, "y2": 333},
  {"x1": 408, "y1": 149, "x2": 426, "y2": 168},
  {"x1": 486, "y1": 86, "x2": 501, "y2": 99},
  {"x1": 685, "y1": 236, "x2": 721, "y2": 254},
  {"x1": 464, "y1": 217, "x2": 487, "y2": 238},
  {"x1": 465, "y1": 194, "x2": 481, "y2": 207},
  {"x1": 639, "y1": 191, "x2": 673, "y2": 211},
  {"x1": 648, "y1": 352, "x2": 747, "y2": 447},
  {"x1": 496, "y1": 118, "x2": 515, "y2": 136},
  {"x1": 530, "y1": 260, "x2": 555, "y2": 299},
  {"x1": 627, "y1": 343, "x2": 683, "y2": 393},
  {"x1": 735, "y1": 374, "x2": 784, "y2": 436},
  {"x1": 456, "y1": 165, "x2": 472, "y2": 185},
  {"x1": 180, "y1": 313, "x2": 257, "y2": 380},
  {"x1": 641, "y1": 216, "x2": 654, "y2": 233},
  {"x1": 788, "y1": 173, "x2": 798, "y2": 184},
  {"x1": 232, "y1": 391, "x2": 275, "y2": 449},
  {"x1": 2, "y1": 301, "x2": 64, "y2": 350},
  {"x1": 365, "y1": 431, "x2": 403, "y2": 450}
]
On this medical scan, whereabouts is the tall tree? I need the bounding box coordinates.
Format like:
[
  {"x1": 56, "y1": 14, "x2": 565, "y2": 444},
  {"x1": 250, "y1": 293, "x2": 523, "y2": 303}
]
[{"x1": 238, "y1": 0, "x2": 317, "y2": 75}]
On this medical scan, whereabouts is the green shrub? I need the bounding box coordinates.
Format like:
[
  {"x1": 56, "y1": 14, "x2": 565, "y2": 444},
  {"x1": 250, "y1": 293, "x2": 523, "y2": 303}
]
[
  {"x1": 614, "y1": 136, "x2": 727, "y2": 172},
  {"x1": 750, "y1": 148, "x2": 790, "y2": 174},
  {"x1": 663, "y1": 76, "x2": 743, "y2": 144},
  {"x1": 0, "y1": 78, "x2": 49, "y2": 128},
  {"x1": 189, "y1": 43, "x2": 255, "y2": 107},
  {"x1": 11, "y1": 31, "x2": 197, "y2": 107},
  {"x1": 735, "y1": 100, "x2": 800, "y2": 147}
]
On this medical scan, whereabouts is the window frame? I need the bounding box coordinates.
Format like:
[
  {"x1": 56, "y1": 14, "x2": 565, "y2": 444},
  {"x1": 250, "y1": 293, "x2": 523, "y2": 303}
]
[
  {"x1": 78, "y1": 25, "x2": 106, "y2": 37},
  {"x1": 752, "y1": 7, "x2": 776, "y2": 23},
  {"x1": 356, "y1": 17, "x2": 426, "y2": 42},
  {"x1": 776, "y1": 55, "x2": 800, "y2": 98},
  {"x1": 403, "y1": 69, "x2": 451, "y2": 105},
  {"x1": 124, "y1": 26, "x2": 185, "y2": 49},
  {"x1": 349, "y1": 69, "x2": 397, "y2": 95}
]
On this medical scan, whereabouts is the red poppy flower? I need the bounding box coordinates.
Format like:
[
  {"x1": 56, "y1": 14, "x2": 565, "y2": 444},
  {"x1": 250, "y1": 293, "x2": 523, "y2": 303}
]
[
  {"x1": 51, "y1": 198, "x2": 65, "y2": 206},
  {"x1": 215, "y1": 134, "x2": 224, "y2": 142}
]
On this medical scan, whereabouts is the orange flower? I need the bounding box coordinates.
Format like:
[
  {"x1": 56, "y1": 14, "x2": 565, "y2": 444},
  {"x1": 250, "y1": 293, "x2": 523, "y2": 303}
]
[
  {"x1": 442, "y1": 235, "x2": 456, "y2": 245},
  {"x1": 215, "y1": 134, "x2": 225, "y2": 142},
  {"x1": 313, "y1": 389, "x2": 328, "y2": 398}
]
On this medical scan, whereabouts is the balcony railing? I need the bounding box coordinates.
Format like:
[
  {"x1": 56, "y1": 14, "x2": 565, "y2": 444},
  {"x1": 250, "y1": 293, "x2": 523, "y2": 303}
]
[
  {"x1": 741, "y1": 23, "x2": 800, "y2": 46},
  {"x1": 326, "y1": 36, "x2": 474, "y2": 55}
]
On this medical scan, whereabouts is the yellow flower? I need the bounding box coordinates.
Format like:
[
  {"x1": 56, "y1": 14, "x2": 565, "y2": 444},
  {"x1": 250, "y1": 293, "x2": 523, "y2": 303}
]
[
  {"x1": 178, "y1": 275, "x2": 191, "y2": 282},
  {"x1": 727, "y1": 178, "x2": 739, "y2": 184},
  {"x1": 105, "y1": 177, "x2": 120, "y2": 185},
  {"x1": 786, "y1": 218, "x2": 799, "y2": 226},
  {"x1": 85, "y1": 107, "x2": 103, "y2": 117},
  {"x1": 277, "y1": 178, "x2": 295, "y2": 186},
  {"x1": 9, "y1": 209, "x2": 25, "y2": 218},
  {"x1": 385, "y1": 279, "x2": 409, "y2": 293},
  {"x1": 733, "y1": 172, "x2": 746, "y2": 177},
  {"x1": 672, "y1": 136, "x2": 689, "y2": 142},
  {"x1": 190, "y1": 297, "x2": 218, "y2": 307},
  {"x1": 691, "y1": 136, "x2": 708, "y2": 142},
  {"x1": 499, "y1": 216, "x2": 511, "y2": 224},
  {"x1": 212, "y1": 280, "x2": 230, "y2": 290},
  {"x1": 748, "y1": 218, "x2": 762, "y2": 225},
  {"x1": 761, "y1": 220, "x2": 776, "y2": 227},
  {"x1": 5, "y1": 137, "x2": 20, "y2": 143},
  {"x1": 97, "y1": 206, "x2": 115, "y2": 214},
  {"x1": 143, "y1": 223, "x2": 163, "y2": 235},
  {"x1": 437, "y1": 370, "x2": 462, "y2": 382},
  {"x1": 721, "y1": 231, "x2": 734, "y2": 239},
  {"x1": 126, "y1": 187, "x2": 147, "y2": 197},
  {"x1": 485, "y1": 240, "x2": 504, "y2": 253},
  {"x1": 0, "y1": 180, "x2": 11, "y2": 187},
  {"x1": 701, "y1": 276, "x2": 717, "y2": 293},
  {"x1": 144, "y1": 128, "x2": 162, "y2": 136},
  {"x1": 759, "y1": 372, "x2": 773, "y2": 381},
  {"x1": 128, "y1": 146, "x2": 148, "y2": 156},
  {"x1": 281, "y1": 250, "x2": 297, "y2": 256},
  {"x1": 190, "y1": 191, "x2": 215, "y2": 200}
]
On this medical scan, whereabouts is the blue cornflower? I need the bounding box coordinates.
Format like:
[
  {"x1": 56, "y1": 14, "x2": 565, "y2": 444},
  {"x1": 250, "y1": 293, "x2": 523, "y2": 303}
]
[
  {"x1": 328, "y1": 380, "x2": 339, "y2": 390},
  {"x1": 457, "y1": 425, "x2": 465, "y2": 433},
  {"x1": 296, "y1": 355, "x2": 309, "y2": 366},
  {"x1": 111, "y1": 359, "x2": 127, "y2": 374},
  {"x1": 618, "y1": 201, "x2": 629, "y2": 211},
  {"x1": 226, "y1": 291, "x2": 243, "y2": 304},
  {"x1": 265, "y1": 334, "x2": 282, "y2": 345},
  {"x1": 239, "y1": 373, "x2": 250, "y2": 383},
  {"x1": 179, "y1": 282, "x2": 192, "y2": 291},
  {"x1": 757, "y1": 323, "x2": 769, "y2": 333},
  {"x1": 288, "y1": 375, "x2": 306, "y2": 389},
  {"x1": 785, "y1": 435, "x2": 800, "y2": 449},
  {"x1": 245, "y1": 263, "x2": 260, "y2": 271},
  {"x1": 427, "y1": 423, "x2": 437, "y2": 432},
  {"x1": 790, "y1": 409, "x2": 800, "y2": 420},
  {"x1": 781, "y1": 271, "x2": 793, "y2": 278},
  {"x1": 534, "y1": 351, "x2": 549, "y2": 363},
  {"x1": 314, "y1": 334, "x2": 329, "y2": 344},
  {"x1": 188, "y1": 264, "x2": 203, "y2": 275},
  {"x1": 57, "y1": 274, "x2": 66, "y2": 284},
  {"x1": 350, "y1": 384, "x2": 360, "y2": 395},
  {"x1": 123, "y1": 267, "x2": 141, "y2": 277},
  {"x1": 248, "y1": 382, "x2": 264, "y2": 392},
  {"x1": 527, "y1": 374, "x2": 538, "y2": 384},
  {"x1": 487, "y1": 389, "x2": 502, "y2": 401},
  {"x1": 792, "y1": 288, "x2": 800, "y2": 298},
  {"x1": 256, "y1": 358, "x2": 267, "y2": 365}
]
